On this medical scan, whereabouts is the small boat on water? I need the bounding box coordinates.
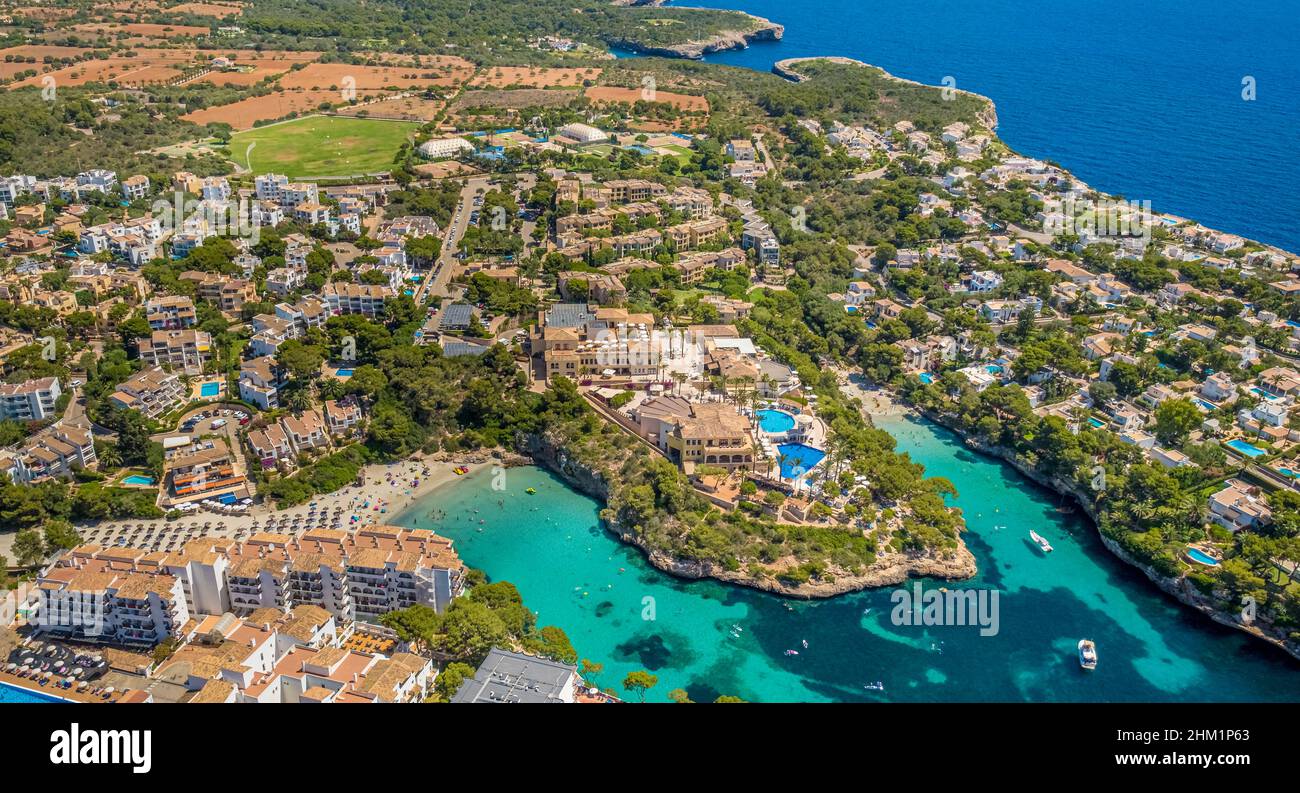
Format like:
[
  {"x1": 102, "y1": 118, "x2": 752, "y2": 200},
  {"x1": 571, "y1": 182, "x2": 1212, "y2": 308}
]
[
  {"x1": 784, "y1": 649, "x2": 799, "y2": 656},
  {"x1": 863, "y1": 681, "x2": 885, "y2": 692},
  {"x1": 525, "y1": 488, "x2": 537, "y2": 495},
  {"x1": 1030, "y1": 530, "x2": 1053, "y2": 553},
  {"x1": 801, "y1": 639, "x2": 808, "y2": 649},
  {"x1": 1078, "y1": 639, "x2": 1098, "y2": 670},
  {"x1": 731, "y1": 624, "x2": 743, "y2": 633}
]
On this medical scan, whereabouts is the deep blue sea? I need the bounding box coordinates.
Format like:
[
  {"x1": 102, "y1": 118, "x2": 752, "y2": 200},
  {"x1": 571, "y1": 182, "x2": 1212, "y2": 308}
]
[{"x1": 619, "y1": 0, "x2": 1300, "y2": 253}]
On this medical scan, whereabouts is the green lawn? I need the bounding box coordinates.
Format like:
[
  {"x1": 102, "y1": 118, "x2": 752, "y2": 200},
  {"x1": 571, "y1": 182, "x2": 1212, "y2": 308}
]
[{"x1": 231, "y1": 115, "x2": 420, "y2": 178}]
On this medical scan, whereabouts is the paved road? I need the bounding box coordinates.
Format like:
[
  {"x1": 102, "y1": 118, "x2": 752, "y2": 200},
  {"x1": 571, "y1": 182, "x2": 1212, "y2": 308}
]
[{"x1": 416, "y1": 174, "x2": 493, "y2": 303}]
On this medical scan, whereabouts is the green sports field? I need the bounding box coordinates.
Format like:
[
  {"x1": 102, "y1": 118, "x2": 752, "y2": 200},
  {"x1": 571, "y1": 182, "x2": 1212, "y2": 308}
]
[{"x1": 231, "y1": 115, "x2": 420, "y2": 178}]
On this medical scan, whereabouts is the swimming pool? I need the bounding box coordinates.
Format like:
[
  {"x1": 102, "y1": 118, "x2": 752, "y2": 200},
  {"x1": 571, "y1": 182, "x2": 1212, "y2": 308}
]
[
  {"x1": 1088, "y1": 417, "x2": 1106, "y2": 429},
  {"x1": 0, "y1": 680, "x2": 64, "y2": 703},
  {"x1": 1226, "y1": 439, "x2": 1268, "y2": 458},
  {"x1": 776, "y1": 443, "x2": 826, "y2": 479},
  {"x1": 1185, "y1": 546, "x2": 1220, "y2": 567},
  {"x1": 199, "y1": 382, "x2": 220, "y2": 397},
  {"x1": 122, "y1": 475, "x2": 155, "y2": 486},
  {"x1": 1195, "y1": 399, "x2": 1218, "y2": 412},
  {"x1": 756, "y1": 409, "x2": 795, "y2": 434},
  {"x1": 1250, "y1": 387, "x2": 1280, "y2": 401},
  {"x1": 918, "y1": 372, "x2": 935, "y2": 384},
  {"x1": 336, "y1": 369, "x2": 354, "y2": 378},
  {"x1": 986, "y1": 365, "x2": 1003, "y2": 374},
  {"x1": 1278, "y1": 467, "x2": 1298, "y2": 478}
]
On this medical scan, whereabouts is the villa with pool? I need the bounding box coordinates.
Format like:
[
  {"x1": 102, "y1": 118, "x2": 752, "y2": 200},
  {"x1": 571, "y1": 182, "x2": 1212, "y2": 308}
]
[{"x1": 753, "y1": 404, "x2": 829, "y2": 482}]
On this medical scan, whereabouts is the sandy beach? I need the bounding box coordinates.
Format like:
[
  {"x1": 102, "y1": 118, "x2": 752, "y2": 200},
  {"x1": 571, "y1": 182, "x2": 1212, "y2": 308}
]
[
  {"x1": 833, "y1": 367, "x2": 911, "y2": 417},
  {"x1": 1, "y1": 456, "x2": 506, "y2": 559}
]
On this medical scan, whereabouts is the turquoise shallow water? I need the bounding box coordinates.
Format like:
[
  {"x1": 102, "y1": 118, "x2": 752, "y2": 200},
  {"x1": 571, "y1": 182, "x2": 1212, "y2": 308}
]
[{"x1": 395, "y1": 415, "x2": 1300, "y2": 702}]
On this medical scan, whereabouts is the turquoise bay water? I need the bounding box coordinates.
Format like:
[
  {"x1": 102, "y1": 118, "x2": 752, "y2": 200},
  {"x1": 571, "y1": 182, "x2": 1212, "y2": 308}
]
[
  {"x1": 618, "y1": 0, "x2": 1300, "y2": 253},
  {"x1": 396, "y1": 415, "x2": 1300, "y2": 701}
]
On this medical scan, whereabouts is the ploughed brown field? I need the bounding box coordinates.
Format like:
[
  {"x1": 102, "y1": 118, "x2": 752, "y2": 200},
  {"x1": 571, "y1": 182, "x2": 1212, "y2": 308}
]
[
  {"x1": 12, "y1": 48, "x2": 199, "y2": 87},
  {"x1": 191, "y1": 51, "x2": 321, "y2": 86},
  {"x1": 584, "y1": 85, "x2": 710, "y2": 112},
  {"x1": 69, "y1": 21, "x2": 212, "y2": 37},
  {"x1": 278, "y1": 60, "x2": 474, "y2": 91},
  {"x1": 168, "y1": 1, "x2": 243, "y2": 17},
  {"x1": 9, "y1": 6, "x2": 78, "y2": 20},
  {"x1": 0, "y1": 45, "x2": 90, "y2": 80},
  {"x1": 5, "y1": 47, "x2": 319, "y2": 88},
  {"x1": 470, "y1": 65, "x2": 602, "y2": 88},
  {"x1": 181, "y1": 89, "x2": 364, "y2": 130},
  {"x1": 335, "y1": 94, "x2": 446, "y2": 122}
]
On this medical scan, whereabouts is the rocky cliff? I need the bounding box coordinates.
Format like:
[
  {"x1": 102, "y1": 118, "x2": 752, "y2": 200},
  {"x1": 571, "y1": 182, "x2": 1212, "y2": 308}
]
[
  {"x1": 917, "y1": 408, "x2": 1300, "y2": 662},
  {"x1": 606, "y1": 16, "x2": 783, "y2": 60},
  {"x1": 519, "y1": 429, "x2": 976, "y2": 598}
]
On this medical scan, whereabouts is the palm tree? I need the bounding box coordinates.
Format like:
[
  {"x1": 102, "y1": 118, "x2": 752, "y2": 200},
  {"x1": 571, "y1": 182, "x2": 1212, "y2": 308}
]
[{"x1": 671, "y1": 371, "x2": 687, "y2": 396}]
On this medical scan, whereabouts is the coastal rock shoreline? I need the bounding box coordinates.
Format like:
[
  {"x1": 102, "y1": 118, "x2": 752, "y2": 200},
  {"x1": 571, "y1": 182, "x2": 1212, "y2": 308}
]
[
  {"x1": 605, "y1": 14, "x2": 783, "y2": 60},
  {"x1": 517, "y1": 432, "x2": 976, "y2": 599},
  {"x1": 773, "y1": 56, "x2": 1000, "y2": 131},
  {"x1": 911, "y1": 407, "x2": 1300, "y2": 663}
]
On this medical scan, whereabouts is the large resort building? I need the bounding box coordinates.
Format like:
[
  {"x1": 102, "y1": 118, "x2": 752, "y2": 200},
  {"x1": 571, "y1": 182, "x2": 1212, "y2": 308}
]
[
  {"x1": 531, "y1": 303, "x2": 662, "y2": 383},
  {"x1": 26, "y1": 525, "x2": 466, "y2": 650},
  {"x1": 634, "y1": 397, "x2": 756, "y2": 473}
]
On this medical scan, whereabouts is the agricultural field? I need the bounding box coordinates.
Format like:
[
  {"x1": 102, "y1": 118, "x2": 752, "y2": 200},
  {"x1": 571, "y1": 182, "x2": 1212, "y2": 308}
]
[
  {"x1": 182, "y1": 89, "x2": 358, "y2": 129},
  {"x1": 12, "y1": 48, "x2": 201, "y2": 87},
  {"x1": 168, "y1": 1, "x2": 243, "y2": 16},
  {"x1": 279, "y1": 60, "x2": 473, "y2": 91},
  {"x1": 69, "y1": 21, "x2": 212, "y2": 37},
  {"x1": 584, "y1": 85, "x2": 709, "y2": 112},
  {"x1": 0, "y1": 45, "x2": 90, "y2": 81},
  {"x1": 335, "y1": 94, "x2": 446, "y2": 122},
  {"x1": 230, "y1": 115, "x2": 419, "y2": 177},
  {"x1": 191, "y1": 50, "x2": 321, "y2": 87},
  {"x1": 470, "y1": 65, "x2": 602, "y2": 88}
]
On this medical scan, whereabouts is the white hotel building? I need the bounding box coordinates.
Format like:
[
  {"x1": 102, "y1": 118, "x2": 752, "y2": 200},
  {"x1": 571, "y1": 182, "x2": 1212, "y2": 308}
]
[{"x1": 27, "y1": 526, "x2": 465, "y2": 647}]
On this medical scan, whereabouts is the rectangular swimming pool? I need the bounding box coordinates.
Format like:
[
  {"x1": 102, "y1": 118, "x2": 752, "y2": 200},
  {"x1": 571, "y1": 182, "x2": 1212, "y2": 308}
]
[
  {"x1": 122, "y1": 475, "x2": 155, "y2": 486},
  {"x1": 0, "y1": 680, "x2": 65, "y2": 703},
  {"x1": 1226, "y1": 439, "x2": 1268, "y2": 458},
  {"x1": 199, "y1": 382, "x2": 221, "y2": 397}
]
